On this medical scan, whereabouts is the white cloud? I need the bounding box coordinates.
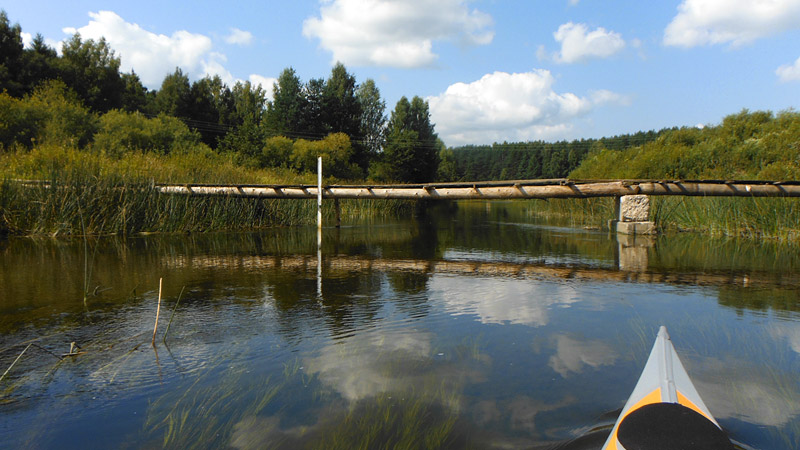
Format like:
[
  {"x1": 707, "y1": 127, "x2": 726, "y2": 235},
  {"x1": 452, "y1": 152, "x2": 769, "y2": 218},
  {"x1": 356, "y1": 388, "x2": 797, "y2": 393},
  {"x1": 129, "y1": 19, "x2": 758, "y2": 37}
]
[
  {"x1": 776, "y1": 56, "x2": 800, "y2": 82},
  {"x1": 248, "y1": 75, "x2": 278, "y2": 101},
  {"x1": 20, "y1": 32, "x2": 32, "y2": 48},
  {"x1": 548, "y1": 334, "x2": 618, "y2": 378},
  {"x1": 553, "y1": 22, "x2": 626, "y2": 63},
  {"x1": 664, "y1": 0, "x2": 800, "y2": 48},
  {"x1": 428, "y1": 70, "x2": 627, "y2": 145},
  {"x1": 60, "y1": 11, "x2": 275, "y2": 92},
  {"x1": 225, "y1": 28, "x2": 253, "y2": 46},
  {"x1": 430, "y1": 275, "x2": 580, "y2": 326},
  {"x1": 304, "y1": 328, "x2": 434, "y2": 401},
  {"x1": 63, "y1": 11, "x2": 214, "y2": 87},
  {"x1": 302, "y1": 0, "x2": 494, "y2": 68}
]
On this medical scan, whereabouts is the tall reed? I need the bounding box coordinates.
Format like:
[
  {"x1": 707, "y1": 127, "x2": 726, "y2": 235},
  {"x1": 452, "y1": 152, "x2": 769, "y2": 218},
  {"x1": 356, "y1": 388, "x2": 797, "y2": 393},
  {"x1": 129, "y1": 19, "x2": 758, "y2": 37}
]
[{"x1": 0, "y1": 145, "x2": 414, "y2": 237}]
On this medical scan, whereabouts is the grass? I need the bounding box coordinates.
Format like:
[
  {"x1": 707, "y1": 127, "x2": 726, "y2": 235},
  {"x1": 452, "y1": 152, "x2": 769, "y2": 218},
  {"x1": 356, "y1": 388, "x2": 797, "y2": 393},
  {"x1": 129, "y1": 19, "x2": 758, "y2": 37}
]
[
  {"x1": 0, "y1": 145, "x2": 414, "y2": 237},
  {"x1": 518, "y1": 196, "x2": 800, "y2": 242}
]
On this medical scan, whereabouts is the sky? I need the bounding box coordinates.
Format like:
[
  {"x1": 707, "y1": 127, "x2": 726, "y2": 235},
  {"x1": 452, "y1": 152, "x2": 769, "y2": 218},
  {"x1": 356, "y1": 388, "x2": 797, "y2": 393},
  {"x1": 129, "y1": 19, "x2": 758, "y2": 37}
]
[{"x1": 4, "y1": 0, "x2": 800, "y2": 146}]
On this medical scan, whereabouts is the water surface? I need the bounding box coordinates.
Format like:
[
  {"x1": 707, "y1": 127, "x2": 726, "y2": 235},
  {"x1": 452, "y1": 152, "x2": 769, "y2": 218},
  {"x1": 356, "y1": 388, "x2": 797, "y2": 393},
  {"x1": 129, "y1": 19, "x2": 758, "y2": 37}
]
[{"x1": 1, "y1": 201, "x2": 798, "y2": 449}]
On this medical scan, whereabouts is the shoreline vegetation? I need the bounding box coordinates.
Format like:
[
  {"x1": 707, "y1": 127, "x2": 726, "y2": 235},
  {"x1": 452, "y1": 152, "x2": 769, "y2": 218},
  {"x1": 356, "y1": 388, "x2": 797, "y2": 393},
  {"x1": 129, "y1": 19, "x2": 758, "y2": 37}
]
[
  {"x1": 0, "y1": 11, "x2": 798, "y2": 241},
  {"x1": 3, "y1": 108, "x2": 800, "y2": 241},
  {"x1": 0, "y1": 145, "x2": 414, "y2": 237}
]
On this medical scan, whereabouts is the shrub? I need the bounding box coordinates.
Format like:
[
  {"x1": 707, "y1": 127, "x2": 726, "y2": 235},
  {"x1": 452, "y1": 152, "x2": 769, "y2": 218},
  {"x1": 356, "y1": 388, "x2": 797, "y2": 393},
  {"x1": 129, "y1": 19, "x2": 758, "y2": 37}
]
[{"x1": 93, "y1": 110, "x2": 203, "y2": 157}]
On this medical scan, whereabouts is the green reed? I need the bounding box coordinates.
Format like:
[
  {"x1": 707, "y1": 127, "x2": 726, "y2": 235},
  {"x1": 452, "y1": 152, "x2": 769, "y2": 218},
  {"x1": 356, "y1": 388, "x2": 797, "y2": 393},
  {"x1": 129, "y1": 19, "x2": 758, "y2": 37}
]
[
  {"x1": 0, "y1": 148, "x2": 414, "y2": 237},
  {"x1": 519, "y1": 196, "x2": 800, "y2": 241}
]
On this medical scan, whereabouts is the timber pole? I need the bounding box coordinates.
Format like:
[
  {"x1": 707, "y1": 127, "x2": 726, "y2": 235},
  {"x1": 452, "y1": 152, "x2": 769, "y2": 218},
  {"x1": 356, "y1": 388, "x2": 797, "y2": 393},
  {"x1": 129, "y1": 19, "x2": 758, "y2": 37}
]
[{"x1": 154, "y1": 180, "x2": 800, "y2": 200}]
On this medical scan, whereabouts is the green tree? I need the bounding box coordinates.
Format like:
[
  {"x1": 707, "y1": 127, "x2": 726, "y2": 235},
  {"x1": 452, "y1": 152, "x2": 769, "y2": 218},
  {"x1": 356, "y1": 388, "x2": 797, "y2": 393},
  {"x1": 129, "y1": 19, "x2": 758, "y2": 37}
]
[
  {"x1": 120, "y1": 71, "x2": 152, "y2": 113},
  {"x1": 0, "y1": 91, "x2": 35, "y2": 149},
  {"x1": 302, "y1": 77, "x2": 326, "y2": 137},
  {"x1": 261, "y1": 135, "x2": 293, "y2": 168},
  {"x1": 24, "y1": 79, "x2": 96, "y2": 147},
  {"x1": 290, "y1": 133, "x2": 358, "y2": 178},
  {"x1": 0, "y1": 10, "x2": 25, "y2": 97},
  {"x1": 217, "y1": 81, "x2": 269, "y2": 162},
  {"x1": 155, "y1": 68, "x2": 192, "y2": 118},
  {"x1": 356, "y1": 78, "x2": 386, "y2": 158},
  {"x1": 265, "y1": 67, "x2": 305, "y2": 136},
  {"x1": 436, "y1": 145, "x2": 459, "y2": 181},
  {"x1": 93, "y1": 110, "x2": 202, "y2": 157},
  {"x1": 321, "y1": 62, "x2": 360, "y2": 137},
  {"x1": 20, "y1": 34, "x2": 59, "y2": 94},
  {"x1": 230, "y1": 80, "x2": 266, "y2": 126},
  {"x1": 322, "y1": 63, "x2": 363, "y2": 171},
  {"x1": 377, "y1": 96, "x2": 440, "y2": 183},
  {"x1": 188, "y1": 76, "x2": 226, "y2": 147},
  {"x1": 58, "y1": 33, "x2": 123, "y2": 112}
]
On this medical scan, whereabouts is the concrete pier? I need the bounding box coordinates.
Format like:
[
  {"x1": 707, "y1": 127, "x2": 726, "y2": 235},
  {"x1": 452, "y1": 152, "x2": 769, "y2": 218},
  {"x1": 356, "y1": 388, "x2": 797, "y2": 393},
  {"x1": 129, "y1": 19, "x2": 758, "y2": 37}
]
[{"x1": 610, "y1": 195, "x2": 656, "y2": 235}]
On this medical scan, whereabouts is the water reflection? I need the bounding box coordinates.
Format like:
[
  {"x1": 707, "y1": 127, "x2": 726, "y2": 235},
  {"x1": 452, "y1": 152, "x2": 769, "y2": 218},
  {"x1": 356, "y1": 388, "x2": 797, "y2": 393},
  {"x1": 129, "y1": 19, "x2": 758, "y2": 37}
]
[
  {"x1": 1, "y1": 201, "x2": 799, "y2": 449},
  {"x1": 548, "y1": 334, "x2": 619, "y2": 378}
]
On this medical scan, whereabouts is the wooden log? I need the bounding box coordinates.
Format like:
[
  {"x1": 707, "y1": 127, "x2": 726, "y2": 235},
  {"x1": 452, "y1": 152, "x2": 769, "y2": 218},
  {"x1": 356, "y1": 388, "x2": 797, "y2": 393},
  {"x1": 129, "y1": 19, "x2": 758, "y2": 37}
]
[{"x1": 155, "y1": 181, "x2": 800, "y2": 200}]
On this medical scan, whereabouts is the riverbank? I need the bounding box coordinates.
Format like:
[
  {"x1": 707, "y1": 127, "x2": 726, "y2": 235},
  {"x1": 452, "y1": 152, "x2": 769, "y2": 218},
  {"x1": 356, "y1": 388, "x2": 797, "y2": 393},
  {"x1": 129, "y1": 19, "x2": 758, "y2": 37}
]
[
  {"x1": 524, "y1": 197, "x2": 800, "y2": 241},
  {"x1": 2, "y1": 144, "x2": 798, "y2": 241},
  {"x1": 0, "y1": 145, "x2": 413, "y2": 237}
]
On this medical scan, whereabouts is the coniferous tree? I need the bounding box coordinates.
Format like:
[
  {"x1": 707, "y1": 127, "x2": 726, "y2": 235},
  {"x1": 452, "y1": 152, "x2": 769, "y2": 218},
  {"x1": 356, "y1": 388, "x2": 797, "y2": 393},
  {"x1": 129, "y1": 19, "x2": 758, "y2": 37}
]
[
  {"x1": 356, "y1": 78, "x2": 386, "y2": 158},
  {"x1": 155, "y1": 68, "x2": 192, "y2": 118},
  {"x1": 58, "y1": 33, "x2": 123, "y2": 112},
  {"x1": 0, "y1": 11, "x2": 25, "y2": 97},
  {"x1": 265, "y1": 67, "x2": 305, "y2": 137},
  {"x1": 378, "y1": 96, "x2": 439, "y2": 183}
]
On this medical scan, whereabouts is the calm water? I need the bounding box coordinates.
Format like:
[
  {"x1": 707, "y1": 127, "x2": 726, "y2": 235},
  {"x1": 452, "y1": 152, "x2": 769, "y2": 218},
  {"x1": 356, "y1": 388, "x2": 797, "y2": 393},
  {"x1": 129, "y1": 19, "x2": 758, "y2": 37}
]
[{"x1": 1, "y1": 201, "x2": 799, "y2": 449}]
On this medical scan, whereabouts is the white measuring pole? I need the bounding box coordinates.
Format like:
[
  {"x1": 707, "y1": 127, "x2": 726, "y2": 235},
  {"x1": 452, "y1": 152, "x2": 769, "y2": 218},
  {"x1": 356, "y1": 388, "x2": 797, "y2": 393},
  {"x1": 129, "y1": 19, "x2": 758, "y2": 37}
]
[
  {"x1": 316, "y1": 156, "x2": 323, "y2": 299},
  {"x1": 317, "y1": 156, "x2": 323, "y2": 232}
]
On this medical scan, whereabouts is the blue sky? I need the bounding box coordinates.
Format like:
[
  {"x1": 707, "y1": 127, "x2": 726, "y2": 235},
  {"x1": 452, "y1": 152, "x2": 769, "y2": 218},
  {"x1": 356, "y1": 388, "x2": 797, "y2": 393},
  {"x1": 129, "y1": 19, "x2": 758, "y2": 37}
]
[{"x1": 4, "y1": 0, "x2": 800, "y2": 146}]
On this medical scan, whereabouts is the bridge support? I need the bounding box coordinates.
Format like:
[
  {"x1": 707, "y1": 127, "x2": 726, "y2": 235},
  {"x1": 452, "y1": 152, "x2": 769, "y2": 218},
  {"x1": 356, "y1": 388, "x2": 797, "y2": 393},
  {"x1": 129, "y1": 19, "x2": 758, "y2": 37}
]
[{"x1": 610, "y1": 195, "x2": 656, "y2": 235}]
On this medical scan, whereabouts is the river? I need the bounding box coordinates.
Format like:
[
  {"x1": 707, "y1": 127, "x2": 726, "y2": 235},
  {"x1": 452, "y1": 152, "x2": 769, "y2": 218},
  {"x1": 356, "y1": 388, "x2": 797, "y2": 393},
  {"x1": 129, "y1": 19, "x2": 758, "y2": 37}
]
[{"x1": 1, "y1": 201, "x2": 798, "y2": 449}]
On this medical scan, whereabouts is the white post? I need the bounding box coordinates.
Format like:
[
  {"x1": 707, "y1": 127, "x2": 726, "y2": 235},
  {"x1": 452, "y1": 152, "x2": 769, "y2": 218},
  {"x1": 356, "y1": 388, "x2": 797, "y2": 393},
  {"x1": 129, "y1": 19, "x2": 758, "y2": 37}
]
[
  {"x1": 317, "y1": 156, "x2": 323, "y2": 233},
  {"x1": 317, "y1": 156, "x2": 323, "y2": 299}
]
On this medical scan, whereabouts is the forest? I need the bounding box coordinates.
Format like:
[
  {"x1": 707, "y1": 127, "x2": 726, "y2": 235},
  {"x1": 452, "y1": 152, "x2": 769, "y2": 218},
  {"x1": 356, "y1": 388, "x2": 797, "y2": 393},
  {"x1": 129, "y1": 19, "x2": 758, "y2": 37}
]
[
  {"x1": 444, "y1": 130, "x2": 667, "y2": 181},
  {"x1": 2, "y1": 10, "x2": 800, "y2": 240},
  {"x1": 0, "y1": 11, "x2": 440, "y2": 184}
]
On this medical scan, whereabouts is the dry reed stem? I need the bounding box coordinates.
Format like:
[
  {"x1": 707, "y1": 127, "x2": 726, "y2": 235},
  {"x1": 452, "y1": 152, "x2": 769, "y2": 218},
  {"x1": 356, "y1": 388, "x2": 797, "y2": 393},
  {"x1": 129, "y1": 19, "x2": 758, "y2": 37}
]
[
  {"x1": 1, "y1": 343, "x2": 32, "y2": 383},
  {"x1": 152, "y1": 278, "x2": 162, "y2": 347},
  {"x1": 162, "y1": 286, "x2": 185, "y2": 345}
]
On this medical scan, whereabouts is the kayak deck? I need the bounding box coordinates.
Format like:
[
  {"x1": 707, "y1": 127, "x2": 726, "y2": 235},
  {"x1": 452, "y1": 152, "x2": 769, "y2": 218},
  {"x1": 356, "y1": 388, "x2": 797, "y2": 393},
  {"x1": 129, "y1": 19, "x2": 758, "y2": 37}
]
[{"x1": 601, "y1": 326, "x2": 733, "y2": 450}]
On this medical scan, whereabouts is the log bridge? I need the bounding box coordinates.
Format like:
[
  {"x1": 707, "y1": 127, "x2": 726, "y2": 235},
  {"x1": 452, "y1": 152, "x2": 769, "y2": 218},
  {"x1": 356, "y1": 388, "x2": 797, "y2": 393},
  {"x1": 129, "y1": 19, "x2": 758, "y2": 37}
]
[{"x1": 156, "y1": 178, "x2": 800, "y2": 235}]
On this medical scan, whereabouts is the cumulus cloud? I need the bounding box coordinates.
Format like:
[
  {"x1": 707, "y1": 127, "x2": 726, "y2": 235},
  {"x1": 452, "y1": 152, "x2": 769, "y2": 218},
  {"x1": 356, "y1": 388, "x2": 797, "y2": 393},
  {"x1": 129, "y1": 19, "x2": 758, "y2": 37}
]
[
  {"x1": 548, "y1": 334, "x2": 618, "y2": 378},
  {"x1": 248, "y1": 75, "x2": 278, "y2": 100},
  {"x1": 430, "y1": 275, "x2": 581, "y2": 326},
  {"x1": 20, "y1": 31, "x2": 33, "y2": 48},
  {"x1": 553, "y1": 22, "x2": 626, "y2": 63},
  {"x1": 63, "y1": 11, "x2": 213, "y2": 87},
  {"x1": 62, "y1": 11, "x2": 271, "y2": 89},
  {"x1": 225, "y1": 27, "x2": 253, "y2": 46},
  {"x1": 302, "y1": 0, "x2": 494, "y2": 68},
  {"x1": 427, "y1": 70, "x2": 627, "y2": 145},
  {"x1": 776, "y1": 56, "x2": 800, "y2": 82},
  {"x1": 664, "y1": 0, "x2": 800, "y2": 48}
]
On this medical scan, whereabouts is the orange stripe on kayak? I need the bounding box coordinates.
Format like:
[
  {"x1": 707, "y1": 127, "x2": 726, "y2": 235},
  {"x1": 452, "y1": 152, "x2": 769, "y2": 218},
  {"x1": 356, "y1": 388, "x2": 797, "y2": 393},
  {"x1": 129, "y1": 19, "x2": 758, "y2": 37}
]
[
  {"x1": 677, "y1": 391, "x2": 717, "y2": 425},
  {"x1": 606, "y1": 388, "x2": 662, "y2": 450}
]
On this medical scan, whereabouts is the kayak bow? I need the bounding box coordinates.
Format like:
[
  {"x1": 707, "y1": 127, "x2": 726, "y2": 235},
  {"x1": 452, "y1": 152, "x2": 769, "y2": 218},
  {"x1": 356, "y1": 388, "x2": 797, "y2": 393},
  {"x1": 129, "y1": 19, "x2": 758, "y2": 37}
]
[{"x1": 601, "y1": 326, "x2": 733, "y2": 450}]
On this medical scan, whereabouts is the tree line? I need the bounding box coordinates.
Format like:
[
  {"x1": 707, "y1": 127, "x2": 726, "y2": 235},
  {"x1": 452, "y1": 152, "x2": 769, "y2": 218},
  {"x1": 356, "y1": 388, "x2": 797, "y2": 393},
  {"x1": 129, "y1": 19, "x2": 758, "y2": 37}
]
[
  {"x1": 442, "y1": 130, "x2": 668, "y2": 181},
  {"x1": 0, "y1": 11, "x2": 440, "y2": 182},
  {"x1": 570, "y1": 110, "x2": 800, "y2": 180}
]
